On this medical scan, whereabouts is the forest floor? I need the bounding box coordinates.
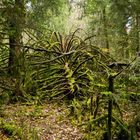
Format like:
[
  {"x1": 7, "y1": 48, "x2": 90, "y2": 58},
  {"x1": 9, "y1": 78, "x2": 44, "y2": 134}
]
[{"x1": 0, "y1": 101, "x2": 84, "y2": 140}]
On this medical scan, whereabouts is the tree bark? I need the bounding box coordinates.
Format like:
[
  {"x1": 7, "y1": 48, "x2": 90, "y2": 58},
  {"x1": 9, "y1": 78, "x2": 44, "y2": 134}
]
[
  {"x1": 8, "y1": 0, "x2": 25, "y2": 97},
  {"x1": 136, "y1": 13, "x2": 140, "y2": 52},
  {"x1": 102, "y1": 8, "x2": 109, "y2": 54},
  {"x1": 8, "y1": 0, "x2": 25, "y2": 76}
]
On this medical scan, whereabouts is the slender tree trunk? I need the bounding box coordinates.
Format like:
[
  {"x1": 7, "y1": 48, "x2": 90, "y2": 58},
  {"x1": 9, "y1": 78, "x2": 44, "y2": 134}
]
[
  {"x1": 102, "y1": 8, "x2": 109, "y2": 54},
  {"x1": 119, "y1": 24, "x2": 128, "y2": 59},
  {"x1": 136, "y1": 13, "x2": 140, "y2": 52},
  {"x1": 108, "y1": 76, "x2": 114, "y2": 140}
]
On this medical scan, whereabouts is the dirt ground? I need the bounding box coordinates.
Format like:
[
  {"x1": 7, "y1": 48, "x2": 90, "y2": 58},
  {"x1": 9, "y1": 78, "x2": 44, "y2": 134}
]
[{"x1": 0, "y1": 102, "x2": 84, "y2": 140}]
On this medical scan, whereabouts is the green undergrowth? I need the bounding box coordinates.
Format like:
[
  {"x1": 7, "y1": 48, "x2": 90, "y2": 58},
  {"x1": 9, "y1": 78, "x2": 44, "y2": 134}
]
[{"x1": 0, "y1": 31, "x2": 139, "y2": 140}]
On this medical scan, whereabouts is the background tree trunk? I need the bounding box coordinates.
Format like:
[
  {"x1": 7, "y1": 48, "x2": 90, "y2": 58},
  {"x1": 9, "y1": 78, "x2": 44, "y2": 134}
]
[
  {"x1": 136, "y1": 13, "x2": 140, "y2": 52},
  {"x1": 102, "y1": 8, "x2": 109, "y2": 54}
]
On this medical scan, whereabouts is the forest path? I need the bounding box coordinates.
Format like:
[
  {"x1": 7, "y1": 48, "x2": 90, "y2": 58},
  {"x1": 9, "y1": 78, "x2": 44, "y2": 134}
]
[{"x1": 0, "y1": 101, "x2": 84, "y2": 140}]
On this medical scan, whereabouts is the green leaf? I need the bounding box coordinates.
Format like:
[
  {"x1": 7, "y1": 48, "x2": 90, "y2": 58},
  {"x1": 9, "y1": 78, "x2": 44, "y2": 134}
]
[{"x1": 100, "y1": 91, "x2": 112, "y2": 96}]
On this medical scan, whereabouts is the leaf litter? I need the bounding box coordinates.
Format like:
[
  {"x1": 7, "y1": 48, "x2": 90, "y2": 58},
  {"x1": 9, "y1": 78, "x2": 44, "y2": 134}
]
[{"x1": 0, "y1": 101, "x2": 84, "y2": 140}]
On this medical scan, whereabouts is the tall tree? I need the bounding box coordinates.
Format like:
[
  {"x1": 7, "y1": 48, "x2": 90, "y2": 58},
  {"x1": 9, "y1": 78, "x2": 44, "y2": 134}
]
[
  {"x1": 1, "y1": 0, "x2": 26, "y2": 97},
  {"x1": 4, "y1": 0, "x2": 26, "y2": 75},
  {"x1": 131, "y1": 0, "x2": 140, "y2": 52},
  {"x1": 85, "y1": 0, "x2": 110, "y2": 53}
]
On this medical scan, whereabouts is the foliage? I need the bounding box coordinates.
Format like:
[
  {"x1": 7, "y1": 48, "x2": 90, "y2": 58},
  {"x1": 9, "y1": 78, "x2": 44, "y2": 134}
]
[
  {"x1": 22, "y1": 30, "x2": 109, "y2": 101},
  {"x1": 0, "y1": 0, "x2": 140, "y2": 139},
  {"x1": 26, "y1": 0, "x2": 69, "y2": 34}
]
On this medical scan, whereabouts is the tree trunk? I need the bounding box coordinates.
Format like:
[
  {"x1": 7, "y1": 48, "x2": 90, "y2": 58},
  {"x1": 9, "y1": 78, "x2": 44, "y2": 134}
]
[
  {"x1": 102, "y1": 8, "x2": 109, "y2": 54},
  {"x1": 136, "y1": 13, "x2": 140, "y2": 52},
  {"x1": 8, "y1": 0, "x2": 25, "y2": 96}
]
